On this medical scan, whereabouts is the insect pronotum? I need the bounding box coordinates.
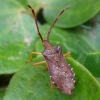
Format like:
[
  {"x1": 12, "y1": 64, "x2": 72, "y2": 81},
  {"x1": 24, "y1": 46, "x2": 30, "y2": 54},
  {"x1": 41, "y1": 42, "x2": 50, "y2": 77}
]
[{"x1": 27, "y1": 5, "x2": 75, "y2": 95}]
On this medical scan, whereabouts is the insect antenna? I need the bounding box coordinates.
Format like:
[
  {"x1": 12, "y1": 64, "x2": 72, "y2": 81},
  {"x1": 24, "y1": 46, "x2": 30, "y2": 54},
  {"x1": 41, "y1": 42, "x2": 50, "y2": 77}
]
[
  {"x1": 28, "y1": 5, "x2": 43, "y2": 42},
  {"x1": 46, "y1": 6, "x2": 70, "y2": 41}
]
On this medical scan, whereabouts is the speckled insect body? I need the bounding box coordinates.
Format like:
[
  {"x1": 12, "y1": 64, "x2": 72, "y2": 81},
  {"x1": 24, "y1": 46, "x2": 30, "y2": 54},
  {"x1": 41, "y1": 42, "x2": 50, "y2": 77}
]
[
  {"x1": 42, "y1": 40, "x2": 75, "y2": 94},
  {"x1": 28, "y1": 5, "x2": 75, "y2": 95}
]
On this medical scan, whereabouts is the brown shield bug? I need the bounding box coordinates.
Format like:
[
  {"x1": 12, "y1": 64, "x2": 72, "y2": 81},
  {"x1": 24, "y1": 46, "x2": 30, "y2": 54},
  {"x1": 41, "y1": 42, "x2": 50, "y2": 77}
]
[{"x1": 27, "y1": 5, "x2": 75, "y2": 95}]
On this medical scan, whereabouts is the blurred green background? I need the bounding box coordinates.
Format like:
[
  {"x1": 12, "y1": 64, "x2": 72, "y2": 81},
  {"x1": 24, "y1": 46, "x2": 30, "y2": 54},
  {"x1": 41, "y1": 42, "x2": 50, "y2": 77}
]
[{"x1": 0, "y1": 0, "x2": 100, "y2": 100}]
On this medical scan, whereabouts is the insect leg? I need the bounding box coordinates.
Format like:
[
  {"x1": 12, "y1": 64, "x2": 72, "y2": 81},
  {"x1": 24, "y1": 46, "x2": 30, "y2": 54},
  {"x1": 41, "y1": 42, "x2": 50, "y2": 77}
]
[
  {"x1": 26, "y1": 52, "x2": 42, "y2": 63},
  {"x1": 35, "y1": 62, "x2": 57, "y2": 88},
  {"x1": 50, "y1": 80, "x2": 57, "y2": 90},
  {"x1": 64, "y1": 52, "x2": 71, "y2": 57},
  {"x1": 34, "y1": 61, "x2": 48, "y2": 70}
]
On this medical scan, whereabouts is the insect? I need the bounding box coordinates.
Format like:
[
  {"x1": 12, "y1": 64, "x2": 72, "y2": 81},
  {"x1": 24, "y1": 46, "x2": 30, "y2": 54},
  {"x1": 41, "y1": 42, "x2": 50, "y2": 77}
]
[{"x1": 27, "y1": 5, "x2": 75, "y2": 95}]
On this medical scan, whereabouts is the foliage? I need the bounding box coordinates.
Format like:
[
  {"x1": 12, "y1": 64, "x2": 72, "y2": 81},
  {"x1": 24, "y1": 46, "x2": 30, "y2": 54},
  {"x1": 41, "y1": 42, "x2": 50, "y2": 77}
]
[{"x1": 0, "y1": 0, "x2": 100, "y2": 100}]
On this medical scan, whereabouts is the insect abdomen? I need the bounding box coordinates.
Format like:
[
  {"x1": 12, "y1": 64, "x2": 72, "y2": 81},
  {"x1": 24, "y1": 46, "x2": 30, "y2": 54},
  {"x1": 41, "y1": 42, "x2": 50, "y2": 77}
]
[
  {"x1": 42, "y1": 45, "x2": 75, "y2": 95},
  {"x1": 49, "y1": 62, "x2": 75, "y2": 95}
]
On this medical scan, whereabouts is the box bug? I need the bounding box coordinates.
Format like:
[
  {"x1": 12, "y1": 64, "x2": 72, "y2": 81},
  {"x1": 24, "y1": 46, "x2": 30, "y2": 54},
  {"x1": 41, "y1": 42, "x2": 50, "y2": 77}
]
[{"x1": 27, "y1": 5, "x2": 75, "y2": 95}]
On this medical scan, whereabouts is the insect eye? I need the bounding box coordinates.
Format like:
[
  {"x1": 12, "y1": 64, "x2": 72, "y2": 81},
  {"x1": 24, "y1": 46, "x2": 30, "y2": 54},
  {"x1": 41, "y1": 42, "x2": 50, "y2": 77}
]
[
  {"x1": 55, "y1": 49, "x2": 59, "y2": 53},
  {"x1": 55, "y1": 46, "x2": 61, "y2": 53}
]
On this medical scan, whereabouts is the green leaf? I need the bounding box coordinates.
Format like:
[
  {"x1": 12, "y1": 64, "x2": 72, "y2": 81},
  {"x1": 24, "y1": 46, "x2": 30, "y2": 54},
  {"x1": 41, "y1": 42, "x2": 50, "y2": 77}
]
[
  {"x1": 1, "y1": 0, "x2": 100, "y2": 75},
  {"x1": 0, "y1": 90, "x2": 5, "y2": 100},
  {"x1": 0, "y1": 0, "x2": 38, "y2": 74},
  {"x1": 3, "y1": 56, "x2": 100, "y2": 100},
  {"x1": 66, "y1": 57, "x2": 100, "y2": 100},
  {"x1": 28, "y1": 0, "x2": 100, "y2": 28},
  {"x1": 17, "y1": 0, "x2": 27, "y2": 8},
  {"x1": 96, "y1": 78, "x2": 100, "y2": 83},
  {"x1": 83, "y1": 52, "x2": 100, "y2": 77}
]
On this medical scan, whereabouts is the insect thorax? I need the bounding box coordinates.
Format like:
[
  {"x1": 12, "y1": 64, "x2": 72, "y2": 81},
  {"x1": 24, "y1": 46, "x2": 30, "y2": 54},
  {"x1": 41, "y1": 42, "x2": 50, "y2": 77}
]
[{"x1": 42, "y1": 46, "x2": 62, "y2": 59}]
